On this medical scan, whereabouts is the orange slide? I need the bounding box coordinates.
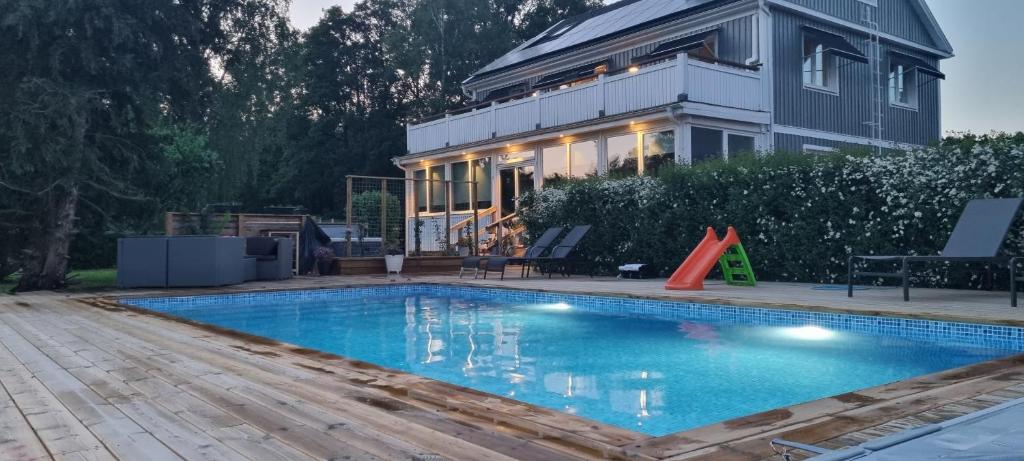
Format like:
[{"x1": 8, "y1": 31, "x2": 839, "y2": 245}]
[{"x1": 665, "y1": 227, "x2": 741, "y2": 291}]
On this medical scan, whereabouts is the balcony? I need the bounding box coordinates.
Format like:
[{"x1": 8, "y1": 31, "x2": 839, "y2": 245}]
[{"x1": 406, "y1": 54, "x2": 765, "y2": 155}]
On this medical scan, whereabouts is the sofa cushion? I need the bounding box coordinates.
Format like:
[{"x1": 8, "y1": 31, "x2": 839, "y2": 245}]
[{"x1": 246, "y1": 237, "x2": 278, "y2": 257}]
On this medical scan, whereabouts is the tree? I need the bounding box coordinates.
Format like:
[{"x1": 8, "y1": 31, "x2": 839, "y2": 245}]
[{"x1": 0, "y1": 0, "x2": 261, "y2": 291}]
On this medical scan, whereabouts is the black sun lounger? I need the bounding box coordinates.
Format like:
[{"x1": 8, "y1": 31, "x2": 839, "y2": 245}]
[
  {"x1": 474, "y1": 226, "x2": 564, "y2": 280},
  {"x1": 848, "y1": 197, "x2": 1023, "y2": 304},
  {"x1": 525, "y1": 224, "x2": 593, "y2": 279}
]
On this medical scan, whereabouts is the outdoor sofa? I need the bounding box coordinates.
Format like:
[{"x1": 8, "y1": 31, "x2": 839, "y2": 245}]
[{"x1": 118, "y1": 235, "x2": 294, "y2": 288}]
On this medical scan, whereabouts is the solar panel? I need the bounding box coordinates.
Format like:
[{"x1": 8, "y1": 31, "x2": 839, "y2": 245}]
[{"x1": 467, "y1": 0, "x2": 730, "y2": 82}]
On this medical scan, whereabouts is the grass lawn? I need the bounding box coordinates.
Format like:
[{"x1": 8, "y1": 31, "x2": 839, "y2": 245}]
[{"x1": 1, "y1": 268, "x2": 117, "y2": 294}]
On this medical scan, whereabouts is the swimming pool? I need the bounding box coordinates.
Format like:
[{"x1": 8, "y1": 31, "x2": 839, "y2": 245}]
[{"x1": 124, "y1": 285, "x2": 1024, "y2": 436}]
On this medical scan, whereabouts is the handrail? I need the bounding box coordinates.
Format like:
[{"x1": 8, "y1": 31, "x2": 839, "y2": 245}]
[
  {"x1": 485, "y1": 212, "x2": 518, "y2": 231},
  {"x1": 450, "y1": 206, "x2": 497, "y2": 234},
  {"x1": 410, "y1": 56, "x2": 762, "y2": 126}
]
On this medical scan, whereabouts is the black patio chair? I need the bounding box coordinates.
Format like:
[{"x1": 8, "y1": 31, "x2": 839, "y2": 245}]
[
  {"x1": 459, "y1": 256, "x2": 485, "y2": 279},
  {"x1": 848, "y1": 198, "x2": 1023, "y2": 304},
  {"x1": 527, "y1": 225, "x2": 593, "y2": 279},
  {"x1": 478, "y1": 226, "x2": 564, "y2": 280}
]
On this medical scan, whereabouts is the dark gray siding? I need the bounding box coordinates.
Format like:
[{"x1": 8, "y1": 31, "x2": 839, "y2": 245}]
[
  {"x1": 784, "y1": 0, "x2": 936, "y2": 47},
  {"x1": 477, "y1": 15, "x2": 754, "y2": 101},
  {"x1": 772, "y1": 11, "x2": 941, "y2": 146}
]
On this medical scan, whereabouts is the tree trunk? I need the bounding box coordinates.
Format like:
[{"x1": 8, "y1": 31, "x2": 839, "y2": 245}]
[{"x1": 16, "y1": 185, "x2": 80, "y2": 292}]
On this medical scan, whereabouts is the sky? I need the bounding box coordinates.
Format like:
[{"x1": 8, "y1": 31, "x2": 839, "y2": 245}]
[{"x1": 288, "y1": 0, "x2": 1024, "y2": 134}]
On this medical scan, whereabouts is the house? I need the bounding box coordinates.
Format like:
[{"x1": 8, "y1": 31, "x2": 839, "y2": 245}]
[{"x1": 395, "y1": 0, "x2": 951, "y2": 253}]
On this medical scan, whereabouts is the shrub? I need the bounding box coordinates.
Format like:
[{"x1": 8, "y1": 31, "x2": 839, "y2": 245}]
[{"x1": 519, "y1": 133, "x2": 1024, "y2": 288}]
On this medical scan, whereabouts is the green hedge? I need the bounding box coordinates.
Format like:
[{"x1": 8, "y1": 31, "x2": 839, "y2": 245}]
[{"x1": 519, "y1": 133, "x2": 1024, "y2": 287}]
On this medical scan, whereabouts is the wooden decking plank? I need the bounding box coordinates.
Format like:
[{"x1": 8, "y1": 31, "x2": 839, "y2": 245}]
[
  {"x1": 63, "y1": 300, "x2": 569, "y2": 461},
  {"x1": 0, "y1": 315, "x2": 182, "y2": 461},
  {"x1": 11, "y1": 305, "x2": 318, "y2": 461},
  {"x1": 0, "y1": 362, "x2": 53, "y2": 461},
  {"x1": 44, "y1": 306, "x2": 406, "y2": 461},
  {"x1": 0, "y1": 325, "x2": 114, "y2": 460}
]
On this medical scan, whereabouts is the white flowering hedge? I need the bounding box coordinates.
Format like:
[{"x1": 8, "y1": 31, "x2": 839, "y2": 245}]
[{"x1": 519, "y1": 134, "x2": 1024, "y2": 287}]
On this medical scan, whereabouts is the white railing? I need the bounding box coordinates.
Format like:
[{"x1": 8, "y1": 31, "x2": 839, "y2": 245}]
[{"x1": 406, "y1": 54, "x2": 764, "y2": 154}]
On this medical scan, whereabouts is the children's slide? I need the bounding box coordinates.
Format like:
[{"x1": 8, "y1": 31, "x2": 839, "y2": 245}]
[{"x1": 665, "y1": 226, "x2": 742, "y2": 291}]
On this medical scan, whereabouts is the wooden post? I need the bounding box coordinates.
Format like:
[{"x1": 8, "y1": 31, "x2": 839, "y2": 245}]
[
  {"x1": 412, "y1": 178, "x2": 420, "y2": 256},
  {"x1": 471, "y1": 180, "x2": 479, "y2": 256},
  {"x1": 380, "y1": 179, "x2": 388, "y2": 246},
  {"x1": 164, "y1": 212, "x2": 174, "y2": 236},
  {"x1": 346, "y1": 177, "x2": 353, "y2": 257},
  {"x1": 445, "y1": 181, "x2": 452, "y2": 253}
]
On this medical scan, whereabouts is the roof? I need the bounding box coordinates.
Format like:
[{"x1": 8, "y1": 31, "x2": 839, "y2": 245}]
[
  {"x1": 465, "y1": 0, "x2": 737, "y2": 83},
  {"x1": 909, "y1": 0, "x2": 953, "y2": 54}
]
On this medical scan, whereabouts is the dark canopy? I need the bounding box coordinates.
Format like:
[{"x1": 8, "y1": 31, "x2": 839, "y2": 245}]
[
  {"x1": 632, "y1": 29, "x2": 718, "y2": 64},
  {"x1": 801, "y1": 26, "x2": 869, "y2": 64},
  {"x1": 890, "y1": 51, "x2": 946, "y2": 79}
]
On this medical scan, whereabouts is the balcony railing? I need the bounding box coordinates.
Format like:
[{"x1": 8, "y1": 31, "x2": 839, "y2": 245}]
[{"x1": 406, "y1": 54, "x2": 764, "y2": 155}]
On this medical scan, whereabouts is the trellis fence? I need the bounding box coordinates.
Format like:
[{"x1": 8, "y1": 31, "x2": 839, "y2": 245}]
[{"x1": 344, "y1": 175, "x2": 485, "y2": 257}]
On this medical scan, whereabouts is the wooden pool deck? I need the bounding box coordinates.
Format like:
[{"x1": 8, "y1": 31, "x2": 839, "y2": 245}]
[{"x1": 1, "y1": 275, "x2": 1023, "y2": 460}]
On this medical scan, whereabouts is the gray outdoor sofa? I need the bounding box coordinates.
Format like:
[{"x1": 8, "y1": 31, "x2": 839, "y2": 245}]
[{"x1": 117, "y1": 236, "x2": 293, "y2": 288}]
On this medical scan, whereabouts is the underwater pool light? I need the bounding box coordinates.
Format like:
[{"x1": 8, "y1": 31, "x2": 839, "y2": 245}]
[{"x1": 782, "y1": 325, "x2": 835, "y2": 341}]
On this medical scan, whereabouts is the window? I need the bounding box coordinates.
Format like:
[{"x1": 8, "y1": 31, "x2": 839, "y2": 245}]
[
  {"x1": 642, "y1": 131, "x2": 675, "y2": 174},
  {"x1": 542, "y1": 145, "x2": 568, "y2": 185},
  {"x1": 802, "y1": 144, "x2": 838, "y2": 155},
  {"x1": 473, "y1": 158, "x2": 492, "y2": 209},
  {"x1": 606, "y1": 134, "x2": 639, "y2": 177},
  {"x1": 888, "y1": 62, "x2": 917, "y2": 108},
  {"x1": 451, "y1": 161, "x2": 471, "y2": 211},
  {"x1": 428, "y1": 165, "x2": 446, "y2": 213},
  {"x1": 727, "y1": 134, "x2": 756, "y2": 158},
  {"x1": 802, "y1": 36, "x2": 836, "y2": 92},
  {"x1": 691, "y1": 127, "x2": 724, "y2": 164},
  {"x1": 413, "y1": 169, "x2": 428, "y2": 213},
  {"x1": 569, "y1": 140, "x2": 598, "y2": 178}
]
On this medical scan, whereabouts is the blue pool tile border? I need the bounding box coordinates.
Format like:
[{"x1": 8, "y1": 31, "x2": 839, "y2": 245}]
[{"x1": 121, "y1": 284, "x2": 1024, "y2": 351}]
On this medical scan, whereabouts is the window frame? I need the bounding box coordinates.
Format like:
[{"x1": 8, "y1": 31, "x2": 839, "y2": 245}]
[
  {"x1": 688, "y1": 124, "x2": 760, "y2": 164},
  {"x1": 801, "y1": 34, "x2": 839, "y2": 95},
  {"x1": 888, "y1": 61, "x2": 919, "y2": 110},
  {"x1": 802, "y1": 144, "x2": 838, "y2": 155}
]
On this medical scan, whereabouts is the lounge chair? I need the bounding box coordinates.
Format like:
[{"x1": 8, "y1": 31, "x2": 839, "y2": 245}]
[
  {"x1": 459, "y1": 256, "x2": 484, "y2": 278},
  {"x1": 847, "y1": 198, "x2": 1023, "y2": 303},
  {"x1": 771, "y1": 397, "x2": 1024, "y2": 460},
  {"x1": 477, "y1": 226, "x2": 564, "y2": 280},
  {"x1": 526, "y1": 224, "x2": 593, "y2": 279}
]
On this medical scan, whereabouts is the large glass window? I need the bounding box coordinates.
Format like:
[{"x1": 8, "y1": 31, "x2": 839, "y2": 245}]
[
  {"x1": 413, "y1": 169, "x2": 428, "y2": 213},
  {"x1": 542, "y1": 145, "x2": 568, "y2": 185},
  {"x1": 606, "y1": 134, "x2": 639, "y2": 177},
  {"x1": 691, "y1": 127, "x2": 723, "y2": 164},
  {"x1": 802, "y1": 37, "x2": 836, "y2": 91},
  {"x1": 428, "y1": 165, "x2": 446, "y2": 213},
  {"x1": 473, "y1": 157, "x2": 492, "y2": 209},
  {"x1": 643, "y1": 131, "x2": 675, "y2": 174},
  {"x1": 570, "y1": 140, "x2": 598, "y2": 178},
  {"x1": 727, "y1": 134, "x2": 756, "y2": 158},
  {"x1": 451, "y1": 161, "x2": 471, "y2": 211}
]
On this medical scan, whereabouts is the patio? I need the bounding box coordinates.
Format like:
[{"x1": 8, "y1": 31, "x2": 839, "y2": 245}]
[{"x1": 1, "y1": 277, "x2": 1023, "y2": 461}]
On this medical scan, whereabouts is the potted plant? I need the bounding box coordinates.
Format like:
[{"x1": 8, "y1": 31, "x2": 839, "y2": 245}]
[
  {"x1": 314, "y1": 246, "x2": 335, "y2": 276},
  {"x1": 383, "y1": 238, "x2": 405, "y2": 274},
  {"x1": 456, "y1": 227, "x2": 474, "y2": 256}
]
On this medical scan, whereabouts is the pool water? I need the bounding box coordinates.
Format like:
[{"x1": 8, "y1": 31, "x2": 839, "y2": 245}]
[{"x1": 129, "y1": 287, "x2": 1020, "y2": 436}]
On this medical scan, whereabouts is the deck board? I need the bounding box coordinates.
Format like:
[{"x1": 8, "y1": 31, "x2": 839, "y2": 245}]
[{"x1": 2, "y1": 276, "x2": 1024, "y2": 460}]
